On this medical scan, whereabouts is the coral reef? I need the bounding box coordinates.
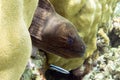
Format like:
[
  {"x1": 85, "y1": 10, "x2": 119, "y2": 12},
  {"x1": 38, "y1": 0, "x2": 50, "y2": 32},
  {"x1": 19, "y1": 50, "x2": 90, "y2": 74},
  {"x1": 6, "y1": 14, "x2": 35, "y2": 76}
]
[{"x1": 83, "y1": 47, "x2": 120, "y2": 80}]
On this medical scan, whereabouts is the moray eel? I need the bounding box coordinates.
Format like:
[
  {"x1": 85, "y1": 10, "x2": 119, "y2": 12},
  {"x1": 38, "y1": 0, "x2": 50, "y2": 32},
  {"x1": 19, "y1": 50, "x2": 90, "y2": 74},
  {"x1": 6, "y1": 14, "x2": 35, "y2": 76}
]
[
  {"x1": 29, "y1": 0, "x2": 86, "y2": 58},
  {"x1": 46, "y1": 0, "x2": 102, "y2": 70}
]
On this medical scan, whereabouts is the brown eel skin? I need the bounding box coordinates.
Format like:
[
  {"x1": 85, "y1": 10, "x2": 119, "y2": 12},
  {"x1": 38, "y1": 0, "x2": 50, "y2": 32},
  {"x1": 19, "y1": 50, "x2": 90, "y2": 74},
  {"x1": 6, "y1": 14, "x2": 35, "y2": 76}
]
[{"x1": 29, "y1": 0, "x2": 86, "y2": 58}]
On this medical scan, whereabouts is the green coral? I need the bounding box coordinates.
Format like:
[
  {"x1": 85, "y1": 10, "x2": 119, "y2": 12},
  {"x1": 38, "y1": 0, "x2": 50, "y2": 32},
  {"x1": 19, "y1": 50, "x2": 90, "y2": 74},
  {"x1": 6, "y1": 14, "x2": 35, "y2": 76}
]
[
  {"x1": 99, "y1": 0, "x2": 118, "y2": 33},
  {"x1": 0, "y1": 0, "x2": 38, "y2": 80}
]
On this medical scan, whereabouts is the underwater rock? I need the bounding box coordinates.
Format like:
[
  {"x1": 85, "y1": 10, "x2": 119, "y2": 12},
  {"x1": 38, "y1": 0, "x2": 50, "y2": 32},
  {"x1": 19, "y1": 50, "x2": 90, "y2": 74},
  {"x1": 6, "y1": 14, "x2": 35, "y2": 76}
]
[
  {"x1": 108, "y1": 17, "x2": 120, "y2": 47},
  {"x1": 83, "y1": 47, "x2": 120, "y2": 80}
]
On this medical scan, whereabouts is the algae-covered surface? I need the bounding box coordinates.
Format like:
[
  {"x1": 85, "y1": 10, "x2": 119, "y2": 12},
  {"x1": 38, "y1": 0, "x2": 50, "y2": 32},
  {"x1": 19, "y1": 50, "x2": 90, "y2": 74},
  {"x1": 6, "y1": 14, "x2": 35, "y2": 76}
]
[{"x1": 21, "y1": 1, "x2": 120, "y2": 80}]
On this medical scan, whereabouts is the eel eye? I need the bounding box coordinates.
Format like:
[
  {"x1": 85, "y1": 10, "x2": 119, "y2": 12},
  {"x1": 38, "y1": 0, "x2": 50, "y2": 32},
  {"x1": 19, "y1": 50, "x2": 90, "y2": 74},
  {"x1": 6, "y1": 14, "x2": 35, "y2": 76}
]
[{"x1": 67, "y1": 37, "x2": 74, "y2": 45}]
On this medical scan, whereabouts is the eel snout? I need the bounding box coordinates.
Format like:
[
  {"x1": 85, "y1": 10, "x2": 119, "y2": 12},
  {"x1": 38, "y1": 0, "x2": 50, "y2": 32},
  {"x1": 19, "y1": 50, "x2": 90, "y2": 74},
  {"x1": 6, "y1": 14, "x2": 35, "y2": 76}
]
[{"x1": 29, "y1": 0, "x2": 86, "y2": 58}]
